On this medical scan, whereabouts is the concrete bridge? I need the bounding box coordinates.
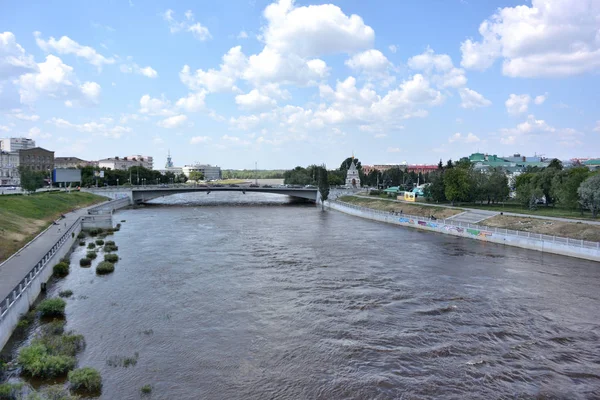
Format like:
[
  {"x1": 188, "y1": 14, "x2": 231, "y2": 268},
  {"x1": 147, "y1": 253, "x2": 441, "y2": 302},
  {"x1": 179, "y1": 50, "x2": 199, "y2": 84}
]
[{"x1": 83, "y1": 185, "x2": 320, "y2": 204}]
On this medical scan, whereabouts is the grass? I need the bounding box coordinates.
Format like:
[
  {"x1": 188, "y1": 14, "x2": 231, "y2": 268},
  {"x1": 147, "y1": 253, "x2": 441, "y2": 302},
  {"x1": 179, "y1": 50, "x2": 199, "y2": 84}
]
[
  {"x1": 0, "y1": 383, "x2": 24, "y2": 399},
  {"x1": 104, "y1": 253, "x2": 119, "y2": 263},
  {"x1": 0, "y1": 192, "x2": 106, "y2": 263},
  {"x1": 106, "y1": 352, "x2": 139, "y2": 368},
  {"x1": 52, "y1": 262, "x2": 70, "y2": 278},
  {"x1": 96, "y1": 261, "x2": 115, "y2": 275},
  {"x1": 95, "y1": 239, "x2": 104, "y2": 245},
  {"x1": 104, "y1": 244, "x2": 118, "y2": 252},
  {"x1": 141, "y1": 384, "x2": 152, "y2": 394},
  {"x1": 16, "y1": 310, "x2": 36, "y2": 332},
  {"x1": 86, "y1": 251, "x2": 97, "y2": 260},
  {"x1": 338, "y1": 196, "x2": 461, "y2": 219},
  {"x1": 68, "y1": 367, "x2": 102, "y2": 393},
  {"x1": 482, "y1": 215, "x2": 600, "y2": 242},
  {"x1": 87, "y1": 242, "x2": 96, "y2": 249},
  {"x1": 79, "y1": 258, "x2": 91, "y2": 267},
  {"x1": 59, "y1": 290, "x2": 73, "y2": 298},
  {"x1": 36, "y1": 298, "x2": 66, "y2": 318},
  {"x1": 455, "y1": 202, "x2": 599, "y2": 220}
]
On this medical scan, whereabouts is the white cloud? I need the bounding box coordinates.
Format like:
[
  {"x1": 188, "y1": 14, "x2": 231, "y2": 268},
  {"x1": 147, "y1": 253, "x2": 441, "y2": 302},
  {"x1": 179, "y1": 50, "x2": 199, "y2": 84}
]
[
  {"x1": 448, "y1": 132, "x2": 480, "y2": 143},
  {"x1": 12, "y1": 112, "x2": 40, "y2": 121},
  {"x1": 505, "y1": 94, "x2": 531, "y2": 115},
  {"x1": 139, "y1": 94, "x2": 175, "y2": 116},
  {"x1": 534, "y1": 94, "x2": 547, "y2": 105},
  {"x1": 0, "y1": 32, "x2": 37, "y2": 79},
  {"x1": 0, "y1": 125, "x2": 10, "y2": 132},
  {"x1": 387, "y1": 147, "x2": 401, "y2": 153},
  {"x1": 120, "y1": 63, "x2": 158, "y2": 78},
  {"x1": 175, "y1": 91, "x2": 206, "y2": 112},
  {"x1": 34, "y1": 32, "x2": 115, "y2": 68},
  {"x1": 80, "y1": 81, "x2": 101, "y2": 103},
  {"x1": 237, "y1": 31, "x2": 249, "y2": 39},
  {"x1": 408, "y1": 47, "x2": 466, "y2": 88},
  {"x1": 157, "y1": 114, "x2": 187, "y2": 128},
  {"x1": 459, "y1": 88, "x2": 491, "y2": 109},
  {"x1": 460, "y1": 0, "x2": 600, "y2": 77},
  {"x1": 388, "y1": 45, "x2": 397, "y2": 54},
  {"x1": 499, "y1": 114, "x2": 556, "y2": 144},
  {"x1": 27, "y1": 126, "x2": 51, "y2": 139},
  {"x1": 235, "y1": 89, "x2": 276, "y2": 110},
  {"x1": 262, "y1": 0, "x2": 374, "y2": 58},
  {"x1": 46, "y1": 116, "x2": 130, "y2": 138},
  {"x1": 163, "y1": 9, "x2": 212, "y2": 41},
  {"x1": 16, "y1": 55, "x2": 101, "y2": 105},
  {"x1": 345, "y1": 49, "x2": 389, "y2": 71},
  {"x1": 190, "y1": 136, "x2": 211, "y2": 144},
  {"x1": 594, "y1": 121, "x2": 600, "y2": 132},
  {"x1": 180, "y1": 46, "x2": 246, "y2": 92}
]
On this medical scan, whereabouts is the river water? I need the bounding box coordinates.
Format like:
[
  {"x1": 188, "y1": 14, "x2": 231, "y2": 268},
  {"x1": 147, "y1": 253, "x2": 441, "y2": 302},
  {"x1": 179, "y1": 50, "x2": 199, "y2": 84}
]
[{"x1": 8, "y1": 193, "x2": 600, "y2": 399}]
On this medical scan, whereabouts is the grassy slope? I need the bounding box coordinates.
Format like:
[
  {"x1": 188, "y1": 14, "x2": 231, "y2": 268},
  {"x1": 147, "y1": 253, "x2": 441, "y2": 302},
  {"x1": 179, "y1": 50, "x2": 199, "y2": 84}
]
[
  {"x1": 0, "y1": 192, "x2": 106, "y2": 262},
  {"x1": 452, "y1": 202, "x2": 597, "y2": 220},
  {"x1": 337, "y1": 196, "x2": 461, "y2": 219}
]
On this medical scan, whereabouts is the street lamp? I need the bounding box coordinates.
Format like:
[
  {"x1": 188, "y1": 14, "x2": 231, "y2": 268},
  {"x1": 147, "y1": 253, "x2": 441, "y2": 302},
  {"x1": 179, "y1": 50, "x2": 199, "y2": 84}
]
[{"x1": 116, "y1": 178, "x2": 119, "y2": 187}]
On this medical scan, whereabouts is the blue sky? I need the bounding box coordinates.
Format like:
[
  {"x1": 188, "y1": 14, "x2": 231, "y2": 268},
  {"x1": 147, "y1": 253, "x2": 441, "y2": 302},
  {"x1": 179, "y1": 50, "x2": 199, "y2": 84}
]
[{"x1": 1, "y1": 0, "x2": 599, "y2": 169}]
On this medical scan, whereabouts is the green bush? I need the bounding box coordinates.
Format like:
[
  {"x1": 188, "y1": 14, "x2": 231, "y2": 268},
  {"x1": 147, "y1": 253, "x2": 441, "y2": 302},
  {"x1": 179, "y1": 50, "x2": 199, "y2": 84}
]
[
  {"x1": 77, "y1": 232, "x2": 85, "y2": 239},
  {"x1": 0, "y1": 382, "x2": 24, "y2": 399},
  {"x1": 141, "y1": 385, "x2": 152, "y2": 394},
  {"x1": 95, "y1": 239, "x2": 104, "y2": 245},
  {"x1": 59, "y1": 290, "x2": 73, "y2": 298},
  {"x1": 104, "y1": 244, "x2": 118, "y2": 252},
  {"x1": 78, "y1": 240, "x2": 85, "y2": 246},
  {"x1": 105, "y1": 240, "x2": 115, "y2": 246},
  {"x1": 104, "y1": 254, "x2": 119, "y2": 263},
  {"x1": 16, "y1": 310, "x2": 36, "y2": 331},
  {"x1": 37, "y1": 298, "x2": 66, "y2": 318},
  {"x1": 87, "y1": 242, "x2": 96, "y2": 249},
  {"x1": 68, "y1": 367, "x2": 102, "y2": 392},
  {"x1": 53, "y1": 262, "x2": 70, "y2": 278},
  {"x1": 17, "y1": 343, "x2": 76, "y2": 378},
  {"x1": 86, "y1": 251, "x2": 97, "y2": 260},
  {"x1": 40, "y1": 319, "x2": 65, "y2": 336},
  {"x1": 79, "y1": 257, "x2": 91, "y2": 267},
  {"x1": 88, "y1": 229, "x2": 99, "y2": 237},
  {"x1": 96, "y1": 261, "x2": 115, "y2": 275},
  {"x1": 39, "y1": 332, "x2": 84, "y2": 357},
  {"x1": 60, "y1": 257, "x2": 70, "y2": 266}
]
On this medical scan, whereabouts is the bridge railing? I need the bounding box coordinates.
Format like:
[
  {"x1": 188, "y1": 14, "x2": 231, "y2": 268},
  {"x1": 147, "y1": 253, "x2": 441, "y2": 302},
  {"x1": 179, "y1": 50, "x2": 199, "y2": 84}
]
[
  {"x1": 0, "y1": 217, "x2": 83, "y2": 321},
  {"x1": 330, "y1": 200, "x2": 600, "y2": 250},
  {"x1": 87, "y1": 197, "x2": 131, "y2": 215}
]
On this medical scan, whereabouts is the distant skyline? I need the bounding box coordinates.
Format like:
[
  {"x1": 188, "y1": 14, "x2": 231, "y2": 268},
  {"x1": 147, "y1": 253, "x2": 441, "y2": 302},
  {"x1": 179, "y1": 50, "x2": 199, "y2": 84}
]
[{"x1": 1, "y1": 0, "x2": 599, "y2": 169}]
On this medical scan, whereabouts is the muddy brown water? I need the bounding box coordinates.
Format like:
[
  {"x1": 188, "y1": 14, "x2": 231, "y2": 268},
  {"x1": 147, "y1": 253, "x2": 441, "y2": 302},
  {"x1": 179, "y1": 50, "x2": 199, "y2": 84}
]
[{"x1": 3, "y1": 192, "x2": 600, "y2": 399}]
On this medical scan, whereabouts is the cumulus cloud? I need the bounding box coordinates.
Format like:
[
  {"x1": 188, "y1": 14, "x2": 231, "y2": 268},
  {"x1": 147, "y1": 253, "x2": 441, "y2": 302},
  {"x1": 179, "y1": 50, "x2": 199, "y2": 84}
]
[
  {"x1": 162, "y1": 9, "x2": 211, "y2": 41},
  {"x1": 120, "y1": 62, "x2": 158, "y2": 78},
  {"x1": 388, "y1": 45, "x2": 397, "y2": 54},
  {"x1": 15, "y1": 55, "x2": 101, "y2": 105},
  {"x1": 235, "y1": 89, "x2": 276, "y2": 110},
  {"x1": 448, "y1": 132, "x2": 480, "y2": 143},
  {"x1": 499, "y1": 114, "x2": 556, "y2": 145},
  {"x1": 46, "y1": 116, "x2": 130, "y2": 138},
  {"x1": 237, "y1": 31, "x2": 249, "y2": 39},
  {"x1": 176, "y1": 91, "x2": 206, "y2": 112},
  {"x1": 12, "y1": 112, "x2": 40, "y2": 121},
  {"x1": 534, "y1": 94, "x2": 547, "y2": 105},
  {"x1": 460, "y1": 0, "x2": 600, "y2": 77},
  {"x1": 594, "y1": 121, "x2": 600, "y2": 133},
  {"x1": 0, "y1": 32, "x2": 37, "y2": 80},
  {"x1": 139, "y1": 94, "x2": 175, "y2": 116},
  {"x1": 387, "y1": 147, "x2": 401, "y2": 153},
  {"x1": 459, "y1": 88, "x2": 491, "y2": 109},
  {"x1": 157, "y1": 114, "x2": 187, "y2": 128},
  {"x1": 505, "y1": 94, "x2": 531, "y2": 115},
  {"x1": 34, "y1": 32, "x2": 115, "y2": 68},
  {"x1": 180, "y1": 46, "x2": 246, "y2": 92},
  {"x1": 407, "y1": 47, "x2": 466, "y2": 88}
]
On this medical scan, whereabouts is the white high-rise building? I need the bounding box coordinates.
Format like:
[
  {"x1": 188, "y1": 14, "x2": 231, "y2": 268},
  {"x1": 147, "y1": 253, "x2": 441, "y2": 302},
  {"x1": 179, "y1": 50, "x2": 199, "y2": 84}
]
[{"x1": 0, "y1": 137, "x2": 36, "y2": 152}]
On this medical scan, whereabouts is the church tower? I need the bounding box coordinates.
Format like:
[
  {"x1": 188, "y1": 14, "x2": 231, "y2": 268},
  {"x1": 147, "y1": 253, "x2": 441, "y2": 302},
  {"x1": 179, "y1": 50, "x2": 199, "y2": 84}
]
[{"x1": 345, "y1": 158, "x2": 361, "y2": 188}]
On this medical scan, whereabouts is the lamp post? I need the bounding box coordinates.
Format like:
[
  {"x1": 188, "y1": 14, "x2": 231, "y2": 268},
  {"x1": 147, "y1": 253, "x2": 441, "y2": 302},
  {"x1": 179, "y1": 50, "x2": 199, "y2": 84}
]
[{"x1": 116, "y1": 178, "x2": 119, "y2": 187}]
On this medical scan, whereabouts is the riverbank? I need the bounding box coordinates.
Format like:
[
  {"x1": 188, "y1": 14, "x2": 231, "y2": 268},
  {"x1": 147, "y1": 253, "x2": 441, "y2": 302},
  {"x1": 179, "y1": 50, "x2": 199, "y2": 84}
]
[
  {"x1": 0, "y1": 192, "x2": 105, "y2": 263},
  {"x1": 337, "y1": 195, "x2": 461, "y2": 219},
  {"x1": 327, "y1": 200, "x2": 600, "y2": 262}
]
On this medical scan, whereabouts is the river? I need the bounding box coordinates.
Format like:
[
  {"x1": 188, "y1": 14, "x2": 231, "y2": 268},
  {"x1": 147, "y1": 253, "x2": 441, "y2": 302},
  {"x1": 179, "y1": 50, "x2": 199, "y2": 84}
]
[{"x1": 6, "y1": 192, "x2": 600, "y2": 399}]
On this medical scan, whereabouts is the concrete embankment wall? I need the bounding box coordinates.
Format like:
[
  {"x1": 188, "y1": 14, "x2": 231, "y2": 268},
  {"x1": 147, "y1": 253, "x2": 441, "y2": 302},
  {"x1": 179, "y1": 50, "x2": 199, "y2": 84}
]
[
  {"x1": 327, "y1": 201, "x2": 600, "y2": 262},
  {"x1": 0, "y1": 198, "x2": 130, "y2": 350}
]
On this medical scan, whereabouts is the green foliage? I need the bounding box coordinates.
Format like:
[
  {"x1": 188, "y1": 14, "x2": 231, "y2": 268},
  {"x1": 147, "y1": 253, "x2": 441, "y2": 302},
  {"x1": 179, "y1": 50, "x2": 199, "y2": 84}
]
[
  {"x1": 444, "y1": 168, "x2": 472, "y2": 205},
  {"x1": 18, "y1": 166, "x2": 46, "y2": 193},
  {"x1": 552, "y1": 167, "x2": 590, "y2": 209},
  {"x1": 96, "y1": 261, "x2": 115, "y2": 275},
  {"x1": 222, "y1": 169, "x2": 284, "y2": 179},
  {"x1": 52, "y1": 262, "x2": 70, "y2": 278},
  {"x1": 16, "y1": 310, "x2": 36, "y2": 331},
  {"x1": 424, "y1": 171, "x2": 446, "y2": 203},
  {"x1": 141, "y1": 385, "x2": 152, "y2": 394},
  {"x1": 95, "y1": 239, "x2": 104, "y2": 245},
  {"x1": 86, "y1": 243, "x2": 95, "y2": 249},
  {"x1": 188, "y1": 171, "x2": 205, "y2": 181},
  {"x1": 317, "y1": 165, "x2": 330, "y2": 208},
  {"x1": 58, "y1": 290, "x2": 73, "y2": 298},
  {"x1": 103, "y1": 243, "x2": 118, "y2": 252},
  {"x1": 27, "y1": 385, "x2": 79, "y2": 400},
  {"x1": 78, "y1": 241, "x2": 85, "y2": 246},
  {"x1": 40, "y1": 320, "x2": 66, "y2": 336},
  {"x1": 17, "y1": 343, "x2": 76, "y2": 378},
  {"x1": 77, "y1": 232, "x2": 85, "y2": 239},
  {"x1": 86, "y1": 251, "x2": 97, "y2": 260},
  {"x1": 36, "y1": 298, "x2": 66, "y2": 318},
  {"x1": 283, "y1": 166, "x2": 314, "y2": 185},
  {"x1": 79, "y1": 258, "x2": 91, "y2": 267},
  {"x1": 88, "y1": 229, "x2": 99, "y2": 237},
  {"x1": 104, "y1": 254, "x2": 119, "y2": 263},
  {"x1": 578, "y1": 174, "x2": 600, "y2": 218},
  {"x1": 68, "y1": 367, "x2": 102, "y2": 392},
  {"x1": 106, "y1": 352, "x2": 138, "y2": 368},
  {"x1": 0, "y1": 382, "x2": 24, "y2": 399},
  {"x1": 104, "y1": 240, "x2": 115, "y2": 246},
  {"x1": 38, "y1": 332, "x2": 84, "y2": 357}
]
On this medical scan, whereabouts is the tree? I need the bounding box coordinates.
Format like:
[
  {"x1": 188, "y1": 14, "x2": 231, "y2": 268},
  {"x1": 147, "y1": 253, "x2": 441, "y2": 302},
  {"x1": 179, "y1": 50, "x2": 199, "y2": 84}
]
[
  {"x1": 578, "y1": 174, "x2": 600, "y2": 218},
  {"x1": 552, "y1": 167, "x2": 590, "y2": 211},
  {"x1": 445, "y1": 159, "x2": 454, "y2": 169},
  {"x1": 283, "y1": 166, "x2": 313, "y2": 185},
  {"x1": 547, "y1": 158, "x2": 563, "y2": 171},
  {"x1": 437, "y1": 159, "x2": 443, "y2": 170},
  {"x1": 339, "y1": 157, "x2": 361, "y2": 172},
  {"x1": 424, "y1": 171, "x2": 446, "y2": 202},
  {"x1": 18, "y1": 166, "x2": 46, "y2": 193},
  {"x1": 444, "y1": 167, "x2": 471, "y2": 205},
  {"x1": 487, "y1": 169, "x2": 509, "y2": 204},
  {"x1": 189, "y1": 171, "x2": 204, "y2": 181},
  {"x1": 317, "y1": 165, "x2": 330, "y2": 210}
]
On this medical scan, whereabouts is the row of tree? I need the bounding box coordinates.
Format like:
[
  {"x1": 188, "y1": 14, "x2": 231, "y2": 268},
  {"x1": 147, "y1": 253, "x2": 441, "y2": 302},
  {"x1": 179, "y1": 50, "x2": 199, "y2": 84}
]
[
  {"x1": 79, "y1": 166, "x2": 187, "y2": 187},
  {"x1": 222, "y1": 169, "x2": 285, "y2": 179},
  {"x1": 424, "y1": 159, "x2": 510, "y2": 205}
]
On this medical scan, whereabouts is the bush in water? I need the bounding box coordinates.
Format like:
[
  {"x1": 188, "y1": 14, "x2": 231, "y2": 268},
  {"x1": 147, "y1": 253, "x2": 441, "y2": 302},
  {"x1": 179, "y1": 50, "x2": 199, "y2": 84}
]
[
  {"x1": 96, "y1": 261, "x2": 115, "y2": 275},
  {"x1": 68, "y1": 367, "x2": 102, "y2": 392},
  {"x1": 53, "y1": 262, "x2": 70, "y2": 278},
  {"x1": 104, "y1": 253, "x2": 118, "y2": 263},
  {"x1": 79, "y1": 258, "x2": 91, "y2": 267},
  {"x1": 36, "y1": 298, "x2": 66, "y2": 318}
]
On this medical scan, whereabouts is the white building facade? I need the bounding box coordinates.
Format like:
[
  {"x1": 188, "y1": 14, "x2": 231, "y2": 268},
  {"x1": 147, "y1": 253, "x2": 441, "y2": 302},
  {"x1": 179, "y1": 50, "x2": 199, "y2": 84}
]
[
  {"x1": 182, "y1": 164, "x2": 221, "y2": 180},
  {"x1": 0, "y1": 137, "x2": 36, "y2": 152},
  {"x1": 0, "y1": 151, "x2": 20, "y2": 185},
  {"x1": 345, "y1": 159, "x2": 361, "y2": 188},
  {"x1": 98, "y1": 155, "x2": 153, "y2": 171}
]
